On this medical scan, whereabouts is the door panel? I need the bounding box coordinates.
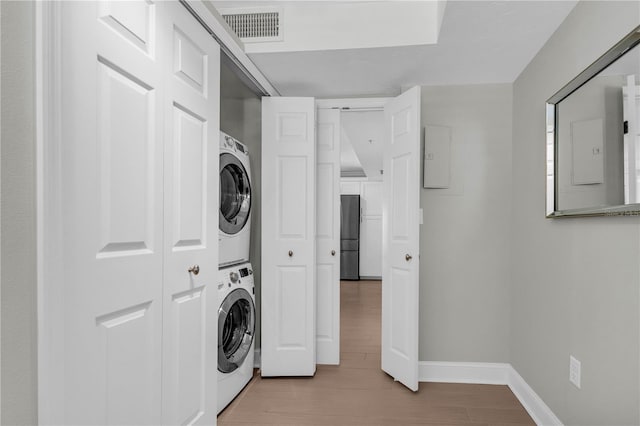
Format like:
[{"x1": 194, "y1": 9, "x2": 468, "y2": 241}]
[
  {"x1": 277, "y1": 266, "x2": 308, "y2": 346},
  {"x1": 60, "y1": 2, "x2": 164, "y2": 423},
  {"x1": 173, "y1": 289, "x2": 206, "y2": 425},
  {"x1": 391, "y1": 155, "x2": 411, "y2": 238},
  {"x1": 96, "y1": 56, "x2": 155, "y2": 256},
  {"x1": 162, "y1": 2, "x2": 219, "y2": 424},
  {"x1": 360, "y1": 216, "x2": 382, "y2": 277},
  {"x1": 173, "y1": 27, "x2": 207, "y2": 93},
  {"x1": 172, "y1": 104, "x2": 206, "y2": 248},
  {"x1": 382, "y1": 86, "x2": 421, "y2": 392},
  {"x1": 262, "y1": 97, "x2": 316, "y2": 376},
  {"x1": 278, "y1": 156, "x2": 308, "y2": 237},
  {"x1": 57, "y1": 2, "x2": 218, "y2": 424},
  {"x1": 98, "y1": 1, "x2": 154, "y2": 54},
  {"x1": 316, "y1": 264, "x2": 334, "y2": 339},
  {"x1": 316, "y1": 108, "x2": 341, "y2": 364},
  {"x1": 97, "y1": 302, "x2": 155, "y2": 426}
]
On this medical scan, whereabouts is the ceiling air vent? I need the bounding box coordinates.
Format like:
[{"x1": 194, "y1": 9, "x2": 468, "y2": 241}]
[{"x1": 221, "y1": 8, "x2": 283, "y2": 43}]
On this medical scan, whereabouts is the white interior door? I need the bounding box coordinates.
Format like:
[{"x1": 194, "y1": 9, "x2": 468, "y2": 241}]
[
  {"x1": 381, "y1": 86, "x2": 421, "y2": 392},
  {"x1": 262, "y1": 97, "x2": 316, "y2": 376},
  {"x1": 161, "y1": 2, "x2": 219, "y2": 424},
  {"x1": 316, "y1": 108, "x2": 341, "y2": 365},
  {"x1": 58, "y1": 2, "x2": 165, "y2": 423}
]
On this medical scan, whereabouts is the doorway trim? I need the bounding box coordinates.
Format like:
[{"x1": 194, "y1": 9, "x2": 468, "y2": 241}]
[
  {"x1": 316, "y1": 98, "x2": 389, "y2": 111},
  {"x1": 36, "y1": 2, "x2": 65, "y2": 422},
  {"x1": 315, "y1": 96, "x2": 391, "y2": 368}
]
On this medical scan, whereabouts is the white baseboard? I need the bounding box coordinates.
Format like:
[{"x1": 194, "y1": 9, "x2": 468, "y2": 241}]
[
  {"x1": 419, "y1": 361, "x2": 562, "y2": 426},
  {"x1": 507, "y1": 366, "x2": 563, "y2": 426}
]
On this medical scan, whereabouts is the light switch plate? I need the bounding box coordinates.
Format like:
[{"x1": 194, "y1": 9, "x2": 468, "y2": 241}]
[{"x1": 569, "y1": 355, "x2": 581, "y2": 389}]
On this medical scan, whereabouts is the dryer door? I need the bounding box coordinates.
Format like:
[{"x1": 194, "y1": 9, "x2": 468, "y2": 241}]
[
  {"x1": 220, "y1": 153, "x2": 251, "y2": 235},
  {"x1": 218, "y1": 288, "x2": 256, "y2": 373}
]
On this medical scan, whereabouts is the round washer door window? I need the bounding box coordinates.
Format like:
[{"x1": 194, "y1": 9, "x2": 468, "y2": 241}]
[
  {"x1": 219, "y1": 153, "x2": 251, "y2": 235},
  {"x1": 218, "y1": 288, "x2": 255, "y2": 373}
]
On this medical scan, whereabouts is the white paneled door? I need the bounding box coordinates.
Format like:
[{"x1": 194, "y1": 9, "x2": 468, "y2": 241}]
[
  {"x1": 55, "y1": 2, "x2": 218, "y2": 423},
  {"x1": 316, "y1": 108, "x2": 341, "y2": 365},
  {"x1": 381, "y1": 87, "x2": 421, "y2": 392},
  {"x1": 262, "y1": 97, "x2": 317, "y2": 376},
  {"x1": 162, "y1": 2, "x2": 219, "y2": 425}
]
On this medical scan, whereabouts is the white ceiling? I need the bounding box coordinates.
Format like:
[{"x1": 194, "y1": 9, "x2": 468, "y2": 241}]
[{"x1": 242, "y1": 1, "x2": 577, "y2": 97}]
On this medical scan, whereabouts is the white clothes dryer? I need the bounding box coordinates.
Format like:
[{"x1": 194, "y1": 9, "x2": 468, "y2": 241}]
[
  {"x1": 219, "y1": 131, "x2": 252, "y2": 267},
  {"x1": 217, "y1": 262, "x2": 256, "y2": 414}
]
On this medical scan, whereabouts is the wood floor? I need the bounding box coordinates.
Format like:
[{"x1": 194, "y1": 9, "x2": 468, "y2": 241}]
[{"x1": 218, "y1": 280, "x2": 535, "y2": 426}]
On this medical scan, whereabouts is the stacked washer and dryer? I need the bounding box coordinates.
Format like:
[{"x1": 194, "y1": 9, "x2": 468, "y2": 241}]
[{"x1": 217, "y1": 131, "x2": 256, "y2": 414}]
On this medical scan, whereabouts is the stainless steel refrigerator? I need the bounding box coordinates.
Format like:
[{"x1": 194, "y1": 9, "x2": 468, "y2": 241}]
[{"x1": 340, "y1": 195, "x2": 360, "y2": 280}]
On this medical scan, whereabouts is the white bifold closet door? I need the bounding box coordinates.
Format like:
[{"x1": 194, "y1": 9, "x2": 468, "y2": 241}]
[
  {"x1": 55, "y1": 1, "x2": 219, "y2": 424},
  {"x1": 161, "y1": 2, "x2": 219, "y2": 424},
  {"x1": 381, "y1": 86, "x2": 421, "y2": 392},
  {"x1": 261, "y1": 97, "x2": 317, "y2": 376},
  {"x1": 316, "y1": 108, "x2": 341, "y2": 365}
]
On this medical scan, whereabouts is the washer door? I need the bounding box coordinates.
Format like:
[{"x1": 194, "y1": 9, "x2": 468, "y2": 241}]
[
  {"x1": 218, "y1": 288, "x2": 255, "y2": 373},
  {"x1": 219, "y1": 153, "x2": 251, "y2": 235}
]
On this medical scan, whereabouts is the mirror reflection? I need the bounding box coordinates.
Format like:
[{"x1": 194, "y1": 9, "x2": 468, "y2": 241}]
[{"x1": 547, "y1": 26, "x2": 640, "y2": 217}]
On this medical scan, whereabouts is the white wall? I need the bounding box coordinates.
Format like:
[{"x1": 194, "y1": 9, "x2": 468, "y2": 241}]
[
  {"x1": 0, "y1": 1, "x2": 38, "y2": 424},
  {"x1": 511, "y1": 2, "x2": 640, "y2": 424},
  {"x1": 419, "y1": 84, "x2": 513, "y2": 363}
]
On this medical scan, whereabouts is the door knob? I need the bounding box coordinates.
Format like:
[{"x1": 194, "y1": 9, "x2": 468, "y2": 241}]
[
  {"x1": 405, "y1": 254, "x2": 412, "y2": 262},
  {"x1": 331, "y1": 250, "x2": 336, "y2": 256},
  {"x1": 188, "y1": 265, "x2": 200, "y2": 275},
  {"x1": 288, "y1": 250, "x2": 293, "y2": 257}
]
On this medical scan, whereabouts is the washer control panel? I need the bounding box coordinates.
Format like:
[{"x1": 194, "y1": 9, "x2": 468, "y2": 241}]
[{"x1": 220, "y1": 131, "x2": 249, "y2": 156}]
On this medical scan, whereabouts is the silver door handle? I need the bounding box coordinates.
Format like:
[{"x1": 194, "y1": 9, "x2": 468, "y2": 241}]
[
  {"x1": 288, "y1": 250, "x2": 293, "y2": 257},
  {"x1": 405, "y1": 254, "x2": 412, "y2": 262},
  {"x1": 188, "y1": 265, "x2": 200, "y2": 275},
  {"x1": 331, "y1": 250, "x2": 336, "y2": 256}
]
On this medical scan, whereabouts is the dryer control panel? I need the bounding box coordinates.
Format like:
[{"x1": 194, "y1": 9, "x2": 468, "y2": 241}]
[{"x1": 218, "y1": 262, "x2": 254, "y2": 293}]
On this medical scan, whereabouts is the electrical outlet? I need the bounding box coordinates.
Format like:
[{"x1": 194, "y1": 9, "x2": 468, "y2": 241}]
[{"x1": 569, "y1": 355, "x2": 581, "y2": 389}]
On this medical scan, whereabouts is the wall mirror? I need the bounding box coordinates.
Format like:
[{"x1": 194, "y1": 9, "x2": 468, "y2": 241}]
[{"x1": 547, "y1": 25, "x2": 640, "y2": 217}]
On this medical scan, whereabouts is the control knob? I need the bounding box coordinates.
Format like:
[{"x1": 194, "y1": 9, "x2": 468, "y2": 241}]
[{"x1": 229, "y1": 271, "x2": 239, "y2": 283}]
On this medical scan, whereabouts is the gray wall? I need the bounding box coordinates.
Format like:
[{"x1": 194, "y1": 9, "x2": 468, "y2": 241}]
[
  {"x1": 419, "y1": 84, "x2": 513, "y2": 362},
  {"x1": 0, "y1": 1, "x2": 38, "y2": 424},
  {"x1": 511, "y1": 2, "x2": 640, "y2": 424},
  {"x1": 220, "y1": 62, "x2": 263, "y2": 348}
]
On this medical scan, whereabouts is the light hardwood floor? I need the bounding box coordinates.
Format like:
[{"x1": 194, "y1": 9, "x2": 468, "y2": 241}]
[{"x1": 218, "y1": 280, "x2": 535, "y2": 426}]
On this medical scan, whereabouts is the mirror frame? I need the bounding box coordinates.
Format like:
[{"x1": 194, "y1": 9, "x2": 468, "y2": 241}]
[{"x1": 546, "y1": 25, "x2": 640, "y2": 218}]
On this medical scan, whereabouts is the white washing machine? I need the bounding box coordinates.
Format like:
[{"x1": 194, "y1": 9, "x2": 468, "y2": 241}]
[
  {"x1": 217, "y1": 262, "x2": 256, "y2": 414},
  {"x1": 219, "y1": 131, "x2": 252, "y2": 267}
]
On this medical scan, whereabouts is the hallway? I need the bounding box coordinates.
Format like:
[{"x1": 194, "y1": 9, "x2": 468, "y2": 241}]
[{"x1": 218, "y1": 280, "x2": 534, "y2": 425}]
